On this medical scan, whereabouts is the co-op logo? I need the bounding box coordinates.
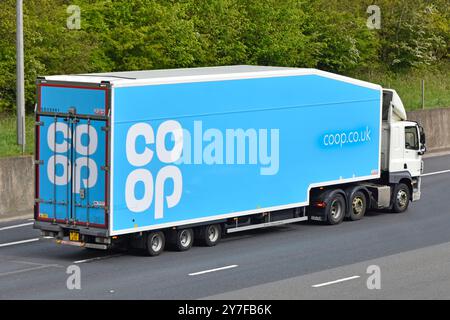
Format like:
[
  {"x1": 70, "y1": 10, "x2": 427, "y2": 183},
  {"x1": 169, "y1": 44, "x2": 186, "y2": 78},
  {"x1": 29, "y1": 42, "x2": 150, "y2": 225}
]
[
  {"x1": 125, "y1": 120, "x2": 280, "y2": 219},
  {"x1": 125, "y1": 121, "x2": 183, "y2": 219},
  {"x1": 46, "y1": 122, "x2": 98, "y2": 193}
]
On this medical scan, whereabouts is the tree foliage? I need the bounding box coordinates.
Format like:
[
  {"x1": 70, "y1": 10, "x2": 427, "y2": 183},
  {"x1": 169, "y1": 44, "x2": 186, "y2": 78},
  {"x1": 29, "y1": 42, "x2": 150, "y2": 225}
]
[{"x1": 0, "y1": 0, "x2": 448, "y2": 113}]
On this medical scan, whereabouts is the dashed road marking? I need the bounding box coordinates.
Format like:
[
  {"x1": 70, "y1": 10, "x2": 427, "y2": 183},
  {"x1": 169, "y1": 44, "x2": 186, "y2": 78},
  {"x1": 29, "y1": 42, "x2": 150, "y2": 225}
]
[
  {"x1": 74, "y1": 254, "x2": 123, "y2": 264},
  {"x1": 422, "y1": 169, "x2": 450, "y2": 177},
  {"x1": 312, "y1": 275, "x2": 361, "y2": 288},
  {"x1": 189, "y1": 265, "x2": 239, "y2": 276},
  {"x1": 0, "y1": 238, "x2": 40, "y2": 248},
  {"x1": 0, "y1": 222, "x2": 34, "y2": 231}
]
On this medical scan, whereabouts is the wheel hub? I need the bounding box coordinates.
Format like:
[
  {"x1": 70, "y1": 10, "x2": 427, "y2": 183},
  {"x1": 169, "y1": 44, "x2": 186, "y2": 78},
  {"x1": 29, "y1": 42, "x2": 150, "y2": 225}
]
[
  {"x1": 151, "y1": 234, "x2": 162, "y2": 251},
  {"x1": 397, "y1": 190, "x2": 408, "y2": 208},
  {"x1": 180, "y1": 230, "x2": 191, "y2": 247},
  {"x1": 208, "y1": 226, "x2": 219, "y2": 242},
  {"x1": 352, "y1": 197, "x2": 364, "y2": 215},
  {"x1": 330, "y1": 199, "x2": 342, "y2": 219}
]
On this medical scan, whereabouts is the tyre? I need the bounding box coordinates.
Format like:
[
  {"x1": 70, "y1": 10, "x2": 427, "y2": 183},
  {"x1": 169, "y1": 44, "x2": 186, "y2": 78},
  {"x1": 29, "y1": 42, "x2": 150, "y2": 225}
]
[
  {"x1": 349, "y1": 191, "x2": 367, "y2": 221},
  {"x1": 174, "y1": 228, "x2": 194, "y2": 252},
  {"x1": 145, "y1": 231, "x2": 165, "y2": 256},
  {"x1": 392, "y1": 183, "x2": 410, "y2": 213},
  {"x1": 198, "y1": 224, "x2": 222, "y2": 247},
  {"x1": 326, "y1": 194, "x2": 346, "y2": 225}
]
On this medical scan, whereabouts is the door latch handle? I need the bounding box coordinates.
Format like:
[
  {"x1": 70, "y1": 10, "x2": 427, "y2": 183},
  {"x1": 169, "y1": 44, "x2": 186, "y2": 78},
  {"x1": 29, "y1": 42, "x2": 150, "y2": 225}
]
[
  {"x1": 80, "y1": 188, "x2": 86, "y2": 200},
  {"x1": 404, "y1": 163, "x2": 408, "y2": 169}
]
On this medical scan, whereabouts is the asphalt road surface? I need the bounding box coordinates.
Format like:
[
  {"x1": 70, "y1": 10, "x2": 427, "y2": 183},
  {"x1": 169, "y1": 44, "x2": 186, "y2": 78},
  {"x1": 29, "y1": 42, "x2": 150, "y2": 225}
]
[{"x1": 0, "y1": 155, "x2": 449, "y2": 300}]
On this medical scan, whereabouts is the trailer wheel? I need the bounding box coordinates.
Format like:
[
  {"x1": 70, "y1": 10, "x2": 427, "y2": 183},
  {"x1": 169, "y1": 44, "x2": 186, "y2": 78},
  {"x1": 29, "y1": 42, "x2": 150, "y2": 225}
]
[
  {"x1": 145, "y1": 231, "x2": 165, "y2": 256},
  {"x1": 349, "y1": 191, "x2": 367, "y2": 221},
  {"x1": 174, "y1": 228, "x2": 194, "y2": 251},
  {"x1": 392, "y1": 183, "x2": 410, "y2": 213},
  {"x1": 198, "y1": 224, "x2": 222, "y2": 247},
  {"x1": 326, "y1": 194, "x2": 345, "y2": 225}
]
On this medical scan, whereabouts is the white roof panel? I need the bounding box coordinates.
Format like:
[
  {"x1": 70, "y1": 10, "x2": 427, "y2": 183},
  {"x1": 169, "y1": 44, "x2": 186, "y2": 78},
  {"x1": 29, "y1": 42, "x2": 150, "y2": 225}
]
[
  {"x1": 43, "y1": 65, "x2": 294, "y2": 82},
  {"x1": 42, "y1": 65, "x2": 381, "y2": 90}
]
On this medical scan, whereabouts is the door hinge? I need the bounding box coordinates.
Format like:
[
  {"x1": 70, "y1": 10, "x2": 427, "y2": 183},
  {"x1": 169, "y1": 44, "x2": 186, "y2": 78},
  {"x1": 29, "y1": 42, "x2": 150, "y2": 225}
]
[
  {"x1": 35, "y1": 198, "x2": 54, "y2": 204},
  {"x1": 101, "y1": 126, "x2": 110, "y2": 132},
  {"x1": 35, "y1": 121, "x2": 44, "y2": 126},
  {"x1": 34, "y1": 160, "x2": 44, "y2": 165},
  {"x1": 101, "y1": 166, "x2": 109, "y2": 171}
]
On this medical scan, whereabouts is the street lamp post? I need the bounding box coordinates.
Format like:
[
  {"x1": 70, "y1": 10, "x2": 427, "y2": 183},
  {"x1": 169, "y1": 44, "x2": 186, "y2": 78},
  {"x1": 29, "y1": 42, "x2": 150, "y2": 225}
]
[{"x1": 16, "y1": 0, "x2": 25, "y2": 153}]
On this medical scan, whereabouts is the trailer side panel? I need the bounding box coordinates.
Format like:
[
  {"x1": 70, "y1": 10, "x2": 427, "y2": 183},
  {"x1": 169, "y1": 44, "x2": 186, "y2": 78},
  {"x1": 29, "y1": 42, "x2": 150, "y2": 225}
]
[{"x1": 110, "y1": 74, "x2": 381, "y2": 235}]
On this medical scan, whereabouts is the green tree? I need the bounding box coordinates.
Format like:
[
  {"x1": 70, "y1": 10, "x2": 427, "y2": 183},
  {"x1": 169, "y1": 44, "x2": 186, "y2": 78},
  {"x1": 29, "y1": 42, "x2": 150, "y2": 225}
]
[
  {"x1": 376, "y1": 0, "x2": 449, "y2": 69},
  {"x1": 0, "y1": 0, "x2": 448, "y2": 114},
  {"x1": 81, "y1": 0, "x2": 202, "y2": 70}
]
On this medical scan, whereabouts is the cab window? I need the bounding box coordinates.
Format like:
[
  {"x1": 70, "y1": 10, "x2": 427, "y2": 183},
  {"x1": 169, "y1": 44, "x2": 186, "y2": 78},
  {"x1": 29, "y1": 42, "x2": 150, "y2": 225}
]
[{"x1": 405, "y1": 126, "x2": 419, "y2": 150}]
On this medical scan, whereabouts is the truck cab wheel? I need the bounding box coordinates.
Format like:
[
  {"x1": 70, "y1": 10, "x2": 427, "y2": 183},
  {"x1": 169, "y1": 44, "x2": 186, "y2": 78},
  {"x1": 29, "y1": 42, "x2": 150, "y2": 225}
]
[
  {"x1": 174, "y1": 228, "x2": 194, "y2": 251},
  {"x1": 392, "y1": 183, "x2": 410, "y2": 213},
  {"x1": 326, "y1": 194, "x2": 345, "y2": 225},
  {"x1": 349, "y1": 191, "x2": 367, "y2": 221},
  {"x1": 145, "y1": 231, "x2": 165, "y2": 256},
  {"x1": 198, "y1": 224, "x2": 222, "y2": 247}
]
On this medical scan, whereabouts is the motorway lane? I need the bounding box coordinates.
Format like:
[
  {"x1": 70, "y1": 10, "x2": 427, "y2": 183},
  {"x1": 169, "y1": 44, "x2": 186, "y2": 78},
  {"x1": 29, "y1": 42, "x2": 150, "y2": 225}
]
[
  {"x1": 0, "y1": 155, "x2": 449, "y2": 299},
  {"x1": 0, "y1": 219, "x2": 37, "y2": 245},
  {"x1": 423, "y1": 153, "x2": 450, "y2": 173},
  {"x1": 205, "y1": 241, "x2": 450, "y2": 299}
]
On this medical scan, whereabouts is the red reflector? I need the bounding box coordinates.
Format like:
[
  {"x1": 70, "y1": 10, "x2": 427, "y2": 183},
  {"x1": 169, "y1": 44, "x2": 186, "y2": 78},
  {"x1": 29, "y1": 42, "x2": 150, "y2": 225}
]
[{"x1": 315, "y1": 201, "x2": 327, "y2": 208}]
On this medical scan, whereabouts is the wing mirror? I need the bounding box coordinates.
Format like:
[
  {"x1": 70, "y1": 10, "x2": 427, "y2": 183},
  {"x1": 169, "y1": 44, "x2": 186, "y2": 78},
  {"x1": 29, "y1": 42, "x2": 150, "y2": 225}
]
[
  {"x1": 419, "y1": 125, "x2": 426, "y2": 144},
  {"x1": 418, "y1": 145, "x2": 427, "y2": 156},
  {"x1": 418, "y1": 125, "x2": 426, "y2": 155}
]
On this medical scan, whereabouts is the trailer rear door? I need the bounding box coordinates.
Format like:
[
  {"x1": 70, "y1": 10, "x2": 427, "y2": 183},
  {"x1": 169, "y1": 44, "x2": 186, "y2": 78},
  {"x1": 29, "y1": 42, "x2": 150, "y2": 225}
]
[{"x1": 35, "y1": 84, "x2": 109, "y2": 228}]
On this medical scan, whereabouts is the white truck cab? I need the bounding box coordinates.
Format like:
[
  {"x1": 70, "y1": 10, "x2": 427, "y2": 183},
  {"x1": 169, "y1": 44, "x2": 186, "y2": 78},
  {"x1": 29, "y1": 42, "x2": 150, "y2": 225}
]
[{"x1": 381, "y1": 89, "x2": 425, "y2": 203}]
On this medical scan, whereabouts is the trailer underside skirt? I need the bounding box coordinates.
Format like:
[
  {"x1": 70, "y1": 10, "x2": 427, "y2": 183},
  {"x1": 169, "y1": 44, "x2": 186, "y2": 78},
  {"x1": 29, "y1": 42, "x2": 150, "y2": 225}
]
[{"x1": 226, "y1": 216, "x2": 308, "y2": 234}]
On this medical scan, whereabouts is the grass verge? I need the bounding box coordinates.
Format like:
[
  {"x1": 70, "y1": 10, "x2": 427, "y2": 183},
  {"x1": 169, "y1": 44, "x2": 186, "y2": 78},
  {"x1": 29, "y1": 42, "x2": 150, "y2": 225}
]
[
  {"x1": 352, "y1": 63, "x2": 450, "y2": 110},
  {"x1": 0, "y1": 114, "x2": 35, "y2": 158}
]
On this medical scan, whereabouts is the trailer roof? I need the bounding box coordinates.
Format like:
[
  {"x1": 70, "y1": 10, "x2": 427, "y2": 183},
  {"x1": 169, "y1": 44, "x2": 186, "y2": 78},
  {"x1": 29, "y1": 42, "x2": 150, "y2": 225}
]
[{"x1": 41, "y1": 65, "x2": 381, "y2": 90}]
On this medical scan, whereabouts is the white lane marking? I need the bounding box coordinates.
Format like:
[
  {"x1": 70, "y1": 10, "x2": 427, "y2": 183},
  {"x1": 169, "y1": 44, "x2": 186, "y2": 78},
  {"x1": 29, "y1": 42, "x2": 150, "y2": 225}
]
[
  {"x1": 0, "y1": 238, "x2": 40, "y2": 248},
  {"x1": 0, "y1": 222, "x2": 34, "y2": 231},
  {"x1": 12, "y1": 260, "x2": 51, "y2": 267},
  {"x1": 74, "y1": 254, "x2": 122, "y2": 264},
  {"x1": 189, "y1": 265, "x2": 239, "y2": 276},
  {"x1": 312, "y1": 275, "x2": 361, "y2": 288},
  {"x1": 0, "y1": 264, "x2": 60, "y2": 277},
  {"x1": 422, "y1": 169, "x2": 450, "y2": 177}
]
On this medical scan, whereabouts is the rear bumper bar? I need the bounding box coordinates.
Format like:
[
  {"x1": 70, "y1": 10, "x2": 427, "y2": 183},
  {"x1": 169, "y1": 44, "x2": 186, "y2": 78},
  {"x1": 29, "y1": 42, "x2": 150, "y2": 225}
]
[
  {"x1": 56, "y1": 239, "x2": 108, "y2": 250},
  {"x1": 34, "y1": 220, "x2": 108, "y2": 237}
]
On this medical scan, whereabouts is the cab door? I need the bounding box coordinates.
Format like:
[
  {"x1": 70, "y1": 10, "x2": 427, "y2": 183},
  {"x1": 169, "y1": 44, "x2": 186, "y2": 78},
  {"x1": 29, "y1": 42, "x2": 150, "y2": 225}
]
[{"x1": 404, "y1": 125, "x2": 422, "y2": 177}]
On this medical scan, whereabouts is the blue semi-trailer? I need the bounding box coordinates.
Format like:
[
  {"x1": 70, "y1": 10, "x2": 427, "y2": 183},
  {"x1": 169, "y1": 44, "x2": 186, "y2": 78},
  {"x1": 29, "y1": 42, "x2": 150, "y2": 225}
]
[{"x1": 33, "y1": 65, "x2": 425, "y2": 255}]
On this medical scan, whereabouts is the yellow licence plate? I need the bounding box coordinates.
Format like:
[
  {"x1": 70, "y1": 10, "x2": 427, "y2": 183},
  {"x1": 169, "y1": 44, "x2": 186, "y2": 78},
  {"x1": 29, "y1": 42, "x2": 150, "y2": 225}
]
[{"x1": 69, "y1": 231, "x2": 80, "y2": 242}]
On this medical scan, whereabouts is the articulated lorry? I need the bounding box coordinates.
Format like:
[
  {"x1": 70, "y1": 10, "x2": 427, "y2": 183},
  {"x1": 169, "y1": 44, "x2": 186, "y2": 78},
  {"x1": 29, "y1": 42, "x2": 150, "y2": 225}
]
[{"x1": 34, "y1": 65, "x2": 426, "y2": 255}]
